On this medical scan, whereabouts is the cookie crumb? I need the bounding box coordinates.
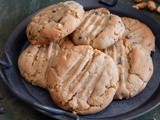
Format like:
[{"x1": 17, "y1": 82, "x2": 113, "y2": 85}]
[
  {"x1": 147, "y1": 1, "x2": 156, "y2": 11},
  {"x1": 133, "y1": 2, "x2": 147, "y2": 9},
  {"x1": 157, "y1": 6, "x2": 160, "y2": 13},
  {"x1": 73, "y1": 111, "x2": 77, "y2": 114}
]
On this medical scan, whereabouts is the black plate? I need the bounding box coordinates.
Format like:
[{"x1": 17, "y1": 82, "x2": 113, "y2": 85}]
[{"x1": 0, "y1": 0, "x2": 160, "y2": 120}]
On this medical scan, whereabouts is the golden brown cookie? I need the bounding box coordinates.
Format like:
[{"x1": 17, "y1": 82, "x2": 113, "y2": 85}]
[
  {"x1": 105, "y1": 40, "x2": 153, "y2": 99},
  {"x1": 27, "y1": 1, "x2": 85, "y2": 45},
  {"x1": 122, "y1": 17, "x2": 155, "y2": 54},
  {"x1": 47, "y1": 46, "x2": 119, "y2": 114},
  {"x1": 18, "y1": 38, "x2": 74, "y2": 89},
  {"x1": 71, "y1": 8, "x2": 125, "y2": 49}
]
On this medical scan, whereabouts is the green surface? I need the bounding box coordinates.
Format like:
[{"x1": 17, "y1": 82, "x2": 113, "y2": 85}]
[{"x1": 0, "y1": 0, "x2": 159, "y2": 120}]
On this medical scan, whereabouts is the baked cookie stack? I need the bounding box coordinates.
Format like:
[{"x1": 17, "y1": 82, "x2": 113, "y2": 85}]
[{"x1": 18, "y1": 1, "x2": 155, "y2": 115}]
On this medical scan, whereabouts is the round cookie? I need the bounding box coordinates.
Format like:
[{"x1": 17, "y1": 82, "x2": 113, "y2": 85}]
[
  {"x1": 27, "y1": 1, "x2": 85, "y2": 45},
  {"x1": 122, "y1": 17, "x2": 155, "y2": 54},
  {"x1": 71, "y1": 8, "x2": 125, "y2": 49},
  {"x1": 105, "y1": 40, "x2": 153, "y2": 99},
  {"x1": 18, "y1": 38, "x2": 74, "y2": 89},
  {"x1": 47, "y1": 46, "x2": 119, "y2": 114}
]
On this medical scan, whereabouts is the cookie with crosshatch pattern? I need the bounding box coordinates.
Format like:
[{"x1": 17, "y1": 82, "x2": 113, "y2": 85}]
[
  {"x1": 18, "y1": 37, "x2": 74, "y2": 89},
  {"x1": 105, "y1": 39, "x2": 153, "y2": 99},
  {"x1": 47, "y1": 45, "x2": 119, "y2": 114},
  {"x1": 71, "y1": 8, "x2": 125, "y2": 49}
]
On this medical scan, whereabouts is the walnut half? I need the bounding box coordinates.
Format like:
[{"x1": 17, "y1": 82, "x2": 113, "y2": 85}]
[
  {"x1": 133, "y1": 2, "x2": 147, "y2": 9},
  {"x1": 147, "y1": 1, "x2": 156, "y2": 11}
]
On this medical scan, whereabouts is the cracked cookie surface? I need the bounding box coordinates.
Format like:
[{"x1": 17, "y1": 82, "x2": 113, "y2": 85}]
[
  {"x1": 18, "y1": 37, "x2": 74, "y2": 89},
  {"x1": 71, "y1": 8, "x2": 125, "y2": 49},
  {"x1": 47, "y1": 46, "x2": 119, "y2": 114},
  {"x1": 122, "y1": 17, "x2": 155, "y2": 54},
  {"x1": 27, "y1": 1, "x2": 85, "y2": 45},
  {"x1": 105, "y1": 40, "x2": 153, "y2": 99}
]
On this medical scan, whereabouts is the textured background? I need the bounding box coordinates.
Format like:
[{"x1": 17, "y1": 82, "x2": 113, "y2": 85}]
[{"x1": 0, "y1": 0, "x2": 159, "y2": 120}]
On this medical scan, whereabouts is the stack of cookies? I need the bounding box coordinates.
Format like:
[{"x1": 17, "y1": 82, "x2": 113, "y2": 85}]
[{"x1": 18, "y1": 1, "x2": 155, "y2": 115}]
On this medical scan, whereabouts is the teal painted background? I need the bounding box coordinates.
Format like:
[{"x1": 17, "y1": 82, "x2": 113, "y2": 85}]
[{"x1": 0, "y1": 0, "x2": 159, "y2": 119}]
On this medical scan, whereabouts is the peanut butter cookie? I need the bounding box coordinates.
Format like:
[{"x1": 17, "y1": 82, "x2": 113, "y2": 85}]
[
  {"x1": 18, "y1": 38, "x2": 74, "y2": 88},
  {"x1": 71, "y1": 8, "x2": 125, "y2": 49},
  {"x1": 27, "y1": 1, "x2": 85, "y2": 45},
  {"x1": 47, "y1": 46, "x2": 119, "y2": 114},
  {"x1": 106, "y1": 40, "x2": 153, "y2": 99}
]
